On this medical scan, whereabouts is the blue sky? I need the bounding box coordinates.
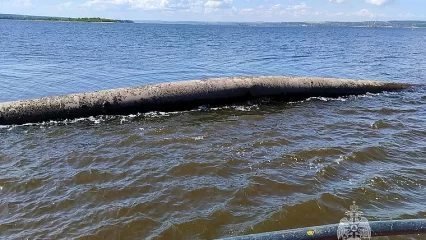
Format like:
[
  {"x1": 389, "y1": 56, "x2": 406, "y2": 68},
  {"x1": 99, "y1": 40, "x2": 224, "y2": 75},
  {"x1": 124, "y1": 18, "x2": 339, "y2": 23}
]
[{"x1": 0, "y1": 0, "x2": 425, "y2": 21}]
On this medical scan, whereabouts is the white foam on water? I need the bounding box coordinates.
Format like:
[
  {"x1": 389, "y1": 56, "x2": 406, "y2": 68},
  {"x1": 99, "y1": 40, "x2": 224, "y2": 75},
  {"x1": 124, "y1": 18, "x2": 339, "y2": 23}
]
[
  {"x1": 306, "y1": 96, "x2": 350, "y2": 102},
  {"x1": 142, "y1": 111, "x2": 178, "y2": 118},
  {"x1": 198, "y1": 103, "x2": 259, "y2": 112},
  {"x1": 335, "y1": 155, "x2": 345, "y2": 164},
  {"x1": 192, "y1": 136, "x2": 204, "y2": 140},
  {"x1": 0, "y1": 115, "x2": 113, "y2": 130},
  {"x1": 233, "y1": 105, "x2": 259, "y2": 111},
  {"x1": 7, "y1": 125, "x2": 17, "y2": 131},
  {"x1": 290, "y1": 92, "x2": 387, "y2": 104}
]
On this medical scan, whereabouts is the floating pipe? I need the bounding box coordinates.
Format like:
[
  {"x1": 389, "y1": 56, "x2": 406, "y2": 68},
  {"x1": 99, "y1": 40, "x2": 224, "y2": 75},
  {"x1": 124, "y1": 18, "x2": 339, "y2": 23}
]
[
  {"x1": 0, "y1": 76, "x2": 411, "y2": 125},
  {"x1": 217, "y1": 219, "x2": 426, "y2": 240}
]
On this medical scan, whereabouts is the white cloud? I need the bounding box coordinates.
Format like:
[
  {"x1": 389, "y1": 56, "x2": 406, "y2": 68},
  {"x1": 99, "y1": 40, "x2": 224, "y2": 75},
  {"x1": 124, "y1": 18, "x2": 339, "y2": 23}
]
[
  {"x1": 58, "y1": 1, "x2": 74, "y2": 9},
  {"x1": 240, "y1": 8, "x2": 253, "y2": 13},
  {"x1": 286, "y1": 2, "x2": 310, "y2": 16},
  {"x1": 398, "y1": 13, "x2": 415, "y2": 18},
  {"x1": 286, "y1": 2, "x2": 308, "y2": 11},
  {"x1": 204, "y1": 1, "x2": 222, "y2": 8},
  {"x1": 243, "y1": 2, "x2": 315, "y2": 18},
  {"x1": 351, "y1": 8, "x2": 383, "y2": 17},
  {"x1": 82, "y1": 0, "x2": 101, "y2": 7},
  {"x1": 271, "y1": 4, "x2": 280, "y2": 10},
  {"x1": 204, "y1": 0, "x2": 231, "y2": 9},
  {"x1": 330, "y1": 0, "x2": 393, "y2": 6},
  {"x1": 253, "y1": 1, "x2": 389, "y2": 20},
  {"x1": 62, "y1": 1, "x2": 74, "y2": 7},
  {"x1": 364, "y1": 0, "x2": 391, "y2": 6},
  {"x1": 80, "y1": 0, "x2": 233, "y2": 12},
  {"x1": 14, "y1": 0, "x2": 32, "y2": 7}
]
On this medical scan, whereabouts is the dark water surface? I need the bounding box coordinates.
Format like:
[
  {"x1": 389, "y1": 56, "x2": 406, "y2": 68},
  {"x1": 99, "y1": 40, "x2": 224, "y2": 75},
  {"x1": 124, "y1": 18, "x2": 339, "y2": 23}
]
[{"x1": 1, "y1": 20, "x2": 426, "y2": 239}]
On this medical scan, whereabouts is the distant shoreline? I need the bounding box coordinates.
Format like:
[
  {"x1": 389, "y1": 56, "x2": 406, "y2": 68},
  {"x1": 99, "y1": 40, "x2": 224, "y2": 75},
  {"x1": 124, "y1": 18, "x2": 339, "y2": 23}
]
[
  {"x1": 1, "y1": 19, "x2": 118, "y2": 24},
  {"x1": 0, "y1": 14, "x2": 134, "y2": 23},
  {"x1": 134, "y1": 20, "x2": 426, "y2": 28}
]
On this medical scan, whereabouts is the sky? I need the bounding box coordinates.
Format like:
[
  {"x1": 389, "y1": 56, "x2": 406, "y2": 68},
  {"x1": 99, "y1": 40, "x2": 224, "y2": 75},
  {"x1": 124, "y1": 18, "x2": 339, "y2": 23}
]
[{"x1": 0, "y1": 0, "x2": 425, "y2": 22}]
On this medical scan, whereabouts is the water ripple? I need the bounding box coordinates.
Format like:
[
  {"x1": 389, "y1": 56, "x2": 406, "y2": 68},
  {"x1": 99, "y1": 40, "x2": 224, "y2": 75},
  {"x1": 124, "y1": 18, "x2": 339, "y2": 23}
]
[{"x1": 1, "y1": 22, "x2": 426, "y2": 239}]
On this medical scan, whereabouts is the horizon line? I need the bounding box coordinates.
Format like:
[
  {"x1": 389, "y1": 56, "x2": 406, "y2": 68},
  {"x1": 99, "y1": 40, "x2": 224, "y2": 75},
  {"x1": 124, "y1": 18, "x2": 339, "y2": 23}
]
[
  {"x1": 1, "y1": 13, "x2": 426, "y2": 24},
  {"x1": 133, "y1": 19, "x2": 426, "y2": 23}
]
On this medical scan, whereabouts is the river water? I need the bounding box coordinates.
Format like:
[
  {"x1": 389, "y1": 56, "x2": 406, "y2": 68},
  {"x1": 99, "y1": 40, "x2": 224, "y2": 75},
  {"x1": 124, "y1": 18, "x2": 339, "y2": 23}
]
[{"x1": 1, "y1": 20, "x2": 426, "y2": 239}]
